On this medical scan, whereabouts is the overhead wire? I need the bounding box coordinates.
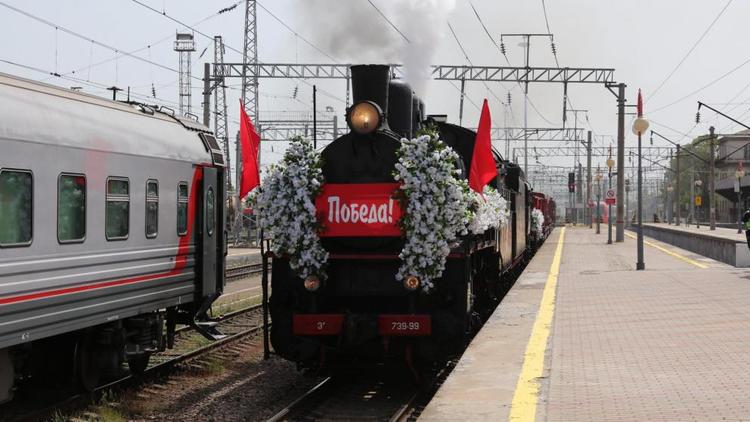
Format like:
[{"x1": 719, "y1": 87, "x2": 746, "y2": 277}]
[
  {"x1": 647, "y1": 0, "x2": 733, "y2": 103},
  {"x1": 650, "y1": 53, "x2": 750, "y2": 114},
  {"x1": 465, "y1": 0, "x2": 553, "y2": 126},
  {"x1": 0, "y1": 2, "x2": 199, "y2": 82},
  {"x1": 0, "y1": 58, "x2": 181, "y2": 108},
  {"x1": 539, "y1": 0, "x2": 597, "y2": 139},
  {"x1": 128, "y1": 0, "x2": 345, "y2": 104},
  {"x1": 365, "y1": 0, "x2": 410, "y2": 44},
  {"x1": 47, "y1": 4, "x2": 230, "y2": 83},
  {"x1": 255, "y1": 1, "x2": 339, "y2": 63},
  {"x1": 446, "y1": 20, "x2": 501, "y2": 112}
]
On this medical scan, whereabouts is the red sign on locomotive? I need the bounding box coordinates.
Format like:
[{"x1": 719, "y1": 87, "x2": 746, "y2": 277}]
[{"x1": 315, "y1": 183, "x2": 402, "y2": 237}]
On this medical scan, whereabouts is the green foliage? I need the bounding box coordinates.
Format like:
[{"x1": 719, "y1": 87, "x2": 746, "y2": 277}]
[
  {"x1": 416, "y1": 121, "x2": 439, "y2": 139},
  {"x1": 665, "y1": 135, "x2": 712, "y2": 214}
]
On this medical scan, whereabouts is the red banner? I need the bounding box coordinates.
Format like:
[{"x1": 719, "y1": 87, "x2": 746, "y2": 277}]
[{"x1": 316, "y1": 183, "x2": 402, "y2": 237}]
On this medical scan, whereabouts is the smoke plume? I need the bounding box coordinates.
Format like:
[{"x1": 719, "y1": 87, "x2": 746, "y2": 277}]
[{"x1": 297, "y1": 0, "x2": 456, "y2": 96}]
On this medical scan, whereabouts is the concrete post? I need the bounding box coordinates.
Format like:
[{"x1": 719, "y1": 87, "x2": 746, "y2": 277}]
[
  {"x1": 676, "y1": 144, "x2": 681, "y2": 226},
  {"x1": 587, "y1": 131, "x2": 592, "y2": 228},
  {"x1": 608, "y1": 168, "x2": 613, "y2": 244},
  {"x1": 709, "y1": 126, "x2": 716, "y2": 230},
  {"x1": 616, "y1": 83, "x2": 626, "y2": 242},
  {"x1": 578, "y1": 163, "x2": 584, "y2": 224}
]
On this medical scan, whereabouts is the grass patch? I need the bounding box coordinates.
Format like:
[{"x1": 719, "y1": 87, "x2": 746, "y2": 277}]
[
  {"x1": 201, "y1": 358, "x2": 225, "y2": 375},
  {"x1": 94, "y1": 405, "x2": 127, "y2": 422},
  {"x1": 211, "y1": 294, "x2": 262, "y2": 315},
  {"x1": 120, "y1": 393, "x2": 165, "y2": 415}
]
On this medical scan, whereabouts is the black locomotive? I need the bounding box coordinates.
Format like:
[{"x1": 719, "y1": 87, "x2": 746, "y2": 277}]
[{"x1": 269, "y1": 65, "x2": 551, "y2": 369}]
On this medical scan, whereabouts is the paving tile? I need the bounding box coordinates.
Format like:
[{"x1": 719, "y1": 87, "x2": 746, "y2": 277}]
[{"x1": 545, "y1": 227, "x2": 750, "y2": 421}]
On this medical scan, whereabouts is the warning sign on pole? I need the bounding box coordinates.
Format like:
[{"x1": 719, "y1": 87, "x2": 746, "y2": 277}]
[
  {"x1": 695, "y1": 196, "x2": 702, "y2": 206},
  {"x1": 605, "y1": 189, "x2": 616, "y2": 205}
]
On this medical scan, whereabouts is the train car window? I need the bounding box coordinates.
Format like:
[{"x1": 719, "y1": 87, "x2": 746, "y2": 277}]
[
  {"x1": 0, "y1": 169, "x2": 32, "y2": 247},
  {"x1": 146, "y1": 180, "x2": 158, "y2": 238},
  {"x1": 206, "y1": 187, "x2": 215, "y2": 236},
  {"x1": 106, "y1": 177, "x2": 129, "y2": 240},
  {"x1": 58, "y1": 174, "x2": 86, "y2": 243},
  {"x1": 177, "y1": 182, "x2": 188, "y2": 236}
]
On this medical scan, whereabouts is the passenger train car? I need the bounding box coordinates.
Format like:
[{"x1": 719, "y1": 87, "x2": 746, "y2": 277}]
[
  {"x1": 269, "y1": 65, "x2": 552, "y2": 370},
  {"x1": 531, "y1": 191, "x2": 557, "y2": 243},
  {"x1": 0, "y1": 74, "x2": 226, "y2": 403}
]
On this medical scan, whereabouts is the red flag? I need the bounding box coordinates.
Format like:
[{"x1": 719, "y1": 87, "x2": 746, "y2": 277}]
[
  {"x1": 239, "y1": 101, "x2": 260, "y2": 199},
  {"x1": 637, "y1": 89, "x2": 643, "y2": 117},
  {"x1": 469, "y1": 99, "x2": 498, "y2": 193}
]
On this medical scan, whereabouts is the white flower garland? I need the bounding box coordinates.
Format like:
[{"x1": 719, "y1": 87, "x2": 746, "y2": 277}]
[
  {"x1": 249, "y1": 136, "x2": 329, "y2": 280},
  {"x1": 531, "y1": 208, "x2": 545, "y2": 236},
  {"x1": 468, "y1": 186, "x2": 510, "y2": 234},
  {"x1": 394, "y1": 133, "x2": 472, "y2": 291}
]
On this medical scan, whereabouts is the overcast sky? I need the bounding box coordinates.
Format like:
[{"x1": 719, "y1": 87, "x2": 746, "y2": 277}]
[{"x1": 1, "y1": 0, "x2": 747, "y2": 192}]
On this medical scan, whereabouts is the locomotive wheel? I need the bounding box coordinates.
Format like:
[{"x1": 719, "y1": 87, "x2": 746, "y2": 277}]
[
  {"x1": 74, "y1": 335, "x2": 100, "y2": 392},
  {"x1": 127, "y1": 354, "x2": 150, "y2": 374}
]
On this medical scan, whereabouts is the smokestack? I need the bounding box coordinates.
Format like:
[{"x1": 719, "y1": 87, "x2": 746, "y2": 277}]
[
  {"x1": 388, "y1": 80, "x2": 413, "y2": 138},
  {"x1": 350, "y1": 65, "x2": 391, "y2": 121}
]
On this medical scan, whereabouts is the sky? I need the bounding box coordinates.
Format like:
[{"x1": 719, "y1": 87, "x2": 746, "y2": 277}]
[{"x1": 1, "y1": 0, "x2": 748, "y2": 196}]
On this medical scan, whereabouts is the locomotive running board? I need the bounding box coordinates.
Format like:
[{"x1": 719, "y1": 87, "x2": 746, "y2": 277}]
[{"x1": 191, "y1": 320, "x2": 228, "y2": 341}]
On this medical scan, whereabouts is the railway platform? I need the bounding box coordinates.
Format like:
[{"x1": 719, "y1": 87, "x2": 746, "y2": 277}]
[
  {"x1": 638, "y1": 222, "x2": 750, "y2": 267},
  {"x1": 420, "y1": 226, "x2": 750, "y2": 421},
  {"x1": 226, "y1": 247, "x2": 262, "y2": 267}
]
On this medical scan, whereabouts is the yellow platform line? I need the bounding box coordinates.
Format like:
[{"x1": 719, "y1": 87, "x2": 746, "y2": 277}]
[
  {"x1": 624, "y1": 231, "x2": 708, "y2": 269},
  {"x1": 509, "y1": 227, "x2": 566, "y2": 422}
]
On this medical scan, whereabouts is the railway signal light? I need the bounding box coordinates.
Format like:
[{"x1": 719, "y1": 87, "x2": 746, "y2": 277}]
[{"x1": 568, "y1": 172, "x2": 575, "y2": 193}]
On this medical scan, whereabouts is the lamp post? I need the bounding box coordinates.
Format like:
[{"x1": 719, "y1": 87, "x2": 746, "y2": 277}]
[
  {"x1": 667, "y1": 185, "x2": 674, "y2": 225},
  {"x1": 632, "y1": 90, "x2": 649, "y2": 271},
  {"x1": 607, "y1": 154, "x2": 615, "y2": 245},
  {"x1": 737, "y1": 166, "x2": 744, "y2": 234},
  {"x1": 596, "y1": 166, "x2": 603, "y2": 235},
  {"x1": 695, "y1": 179, "x2": 703, "y2": 229}
]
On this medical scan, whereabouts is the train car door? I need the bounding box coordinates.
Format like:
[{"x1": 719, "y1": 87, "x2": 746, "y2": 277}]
[{"x1": 200, "y1": 167, "x2": 219, "y2": 297}]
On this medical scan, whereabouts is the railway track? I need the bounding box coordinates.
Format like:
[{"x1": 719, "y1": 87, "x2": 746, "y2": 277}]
[
  {"x1": 225, "y1": 262, "x2": 264, "y2": 281},
  {"x1": 4, "y1": 304, "x2": 267, "y2": 421},
  {"x1": 266, "y1": 374, "x2": 417, "y2": 422},
  {"x1": 266, "y1": 360, "x2": 457, "y2": 422}
]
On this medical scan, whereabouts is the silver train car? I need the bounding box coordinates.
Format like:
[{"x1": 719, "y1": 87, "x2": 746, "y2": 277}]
[{"x1": 0, "y1": 74, "x2": 226, "y2": 403}]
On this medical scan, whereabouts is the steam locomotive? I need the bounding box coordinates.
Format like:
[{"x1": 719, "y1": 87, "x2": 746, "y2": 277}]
[{"x1": 269, "y1": 65, "x2": 555, "y2": 369}]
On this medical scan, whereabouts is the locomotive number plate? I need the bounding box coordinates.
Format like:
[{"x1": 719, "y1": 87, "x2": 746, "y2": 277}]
[
  {"x1": 378, "y1": 315, "x2": 431, "y2": 336},
  {"x1": 293, "y1": 314, "x2": 345, "y2": 335}
]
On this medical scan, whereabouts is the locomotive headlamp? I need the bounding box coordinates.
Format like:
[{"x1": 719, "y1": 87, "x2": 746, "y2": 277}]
[
  {"x1": 303, "y1": 276, "x2": 321, "y2": 292},
  {"x1": 346, "y1": 101, "x2": 383, "y2": 134},
  {"x1": 404, "y1": 275, "x2": 421, "y2": 291}
]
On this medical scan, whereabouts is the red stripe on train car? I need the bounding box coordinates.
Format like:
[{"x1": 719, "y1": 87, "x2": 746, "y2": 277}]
[{"x1": 0, "y1": 167, "x2": 203, "y2": 306}]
